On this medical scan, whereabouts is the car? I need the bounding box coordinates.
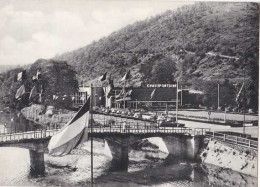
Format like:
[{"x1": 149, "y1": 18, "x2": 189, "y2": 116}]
[
  {"x1": 127, "y1": 111, "x2": 134, "y2": 116},
  {"x1": 133, "y1": 113, "x2": 142, "y2": 119},
  {"x1": 165, "y1": 116, "x2": 175, "y2": 122},
  {"x1": 160, "y1": 121, "x2": 177, "y2": 127},
  {"x1": 157, "y1": 115, "x2": 166, "y2": 121},
  {"x1": 111, "y1": 108, "x2": 117, "y2": 113},
  {"x1": 104, "y1": 109, "x2": 111, "y2": 114},
  {"x1": 142, "y1": 114, "x2": 153, "y2": 120},
  {"x1": 121, "y1": 111, "x2": 129, "y2": 116}
]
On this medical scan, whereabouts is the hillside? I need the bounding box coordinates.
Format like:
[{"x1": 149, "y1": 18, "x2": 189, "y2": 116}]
[{"x1": 54, "y1": 2, "x2": 259, "y2": 87}]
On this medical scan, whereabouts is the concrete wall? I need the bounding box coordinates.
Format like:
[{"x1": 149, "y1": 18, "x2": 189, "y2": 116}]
[
  {"x1": 0, "y1": 140, "x2": 48, "y2": 176},
  {"x1": 29, "y1": 150, "x2": 45, "y2": 176}
]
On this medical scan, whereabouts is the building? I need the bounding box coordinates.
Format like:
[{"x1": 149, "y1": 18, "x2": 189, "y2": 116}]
[
  {"x1": 73, "y1": 84, "x2": 203, "y2": 109},
  {"x1": 72, "y1": 86, "x2": 90, "y2": 108},
  {"x1": 72, "y1": 86, "x2": 106, "y2": 108},
  {"x1": 106, "y1": 84, "x2": 178, "y2": 109}
]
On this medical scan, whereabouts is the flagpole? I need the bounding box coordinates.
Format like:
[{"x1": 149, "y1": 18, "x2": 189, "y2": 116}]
[
  {"x1": 90, "y1": 83, "x2": 94, "y2": 187},
  {"x1": 218, "y1": 83, "x2": 220, "y2": 109},
  {"x1": 123, "y1": 81, "x2": 126, "y2": 109},
  {"x1": 176, "y1": 80, "x2": 178, "y2": 124},
  {"x1": 243, "y1": 70, "x2": 246, "y2": 136}
]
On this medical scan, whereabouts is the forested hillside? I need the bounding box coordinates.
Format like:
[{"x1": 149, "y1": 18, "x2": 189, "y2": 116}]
[{"x1": 54, "y1": 2, "x2": 258, "y2": 88}]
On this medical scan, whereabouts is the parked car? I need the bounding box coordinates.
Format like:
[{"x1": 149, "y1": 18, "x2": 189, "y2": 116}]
[
  {"x1": 104, "y1": 109, "x2": 111, "y2": 114},
  {"x1": 111, "y1": 108, "x2": 117, "y2": 114},
  {"x1": 160, "y1": 121, "x2": 177, "y2": 127},
  {"x1": 127, "y1": 111, "x2": 134, "y2": 116},
  {"x1": 133, "y1": 113, "x2": 142, "y2": 119},
  {"x1": 157, "y1": 115, "x2": 166, "y2": 121}
]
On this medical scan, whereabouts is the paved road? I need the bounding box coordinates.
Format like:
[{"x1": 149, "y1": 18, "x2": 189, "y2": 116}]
[
  {"x1": 179, "y1": 119, "x2": 258, "y2": 138},
  {"x1": 169, "y1": 110, "x2": 258, "y2": 122}
]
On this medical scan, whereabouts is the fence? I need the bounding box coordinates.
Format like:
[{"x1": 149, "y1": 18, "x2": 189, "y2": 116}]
[
  {"x1": 91, "y1": 127, "x2": 192, "y2": 134},
  {"x1": 205, "y1": 131, "x2": 258, "y2": 150},
  {"x1": 0, "y1": 129, "x2": 59, "y2": 143}
]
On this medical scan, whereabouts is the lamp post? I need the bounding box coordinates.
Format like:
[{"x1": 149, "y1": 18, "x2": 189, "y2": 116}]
[
  {"x1": 218, "y1": 83, "x2": 220, "y2": 109},
  {"x1": 176, "y1": 80, "x2": 179, "y2": 124}
]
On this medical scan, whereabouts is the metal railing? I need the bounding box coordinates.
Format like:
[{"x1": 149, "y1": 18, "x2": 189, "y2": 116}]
[
  {"x1": 91, "y1": 127, "x2": 192, "y2": 134},
  {"x1": 0, "y1": 129, "x2": 59, "y2": 143},
  {"x1": 0, "y1": 125, "x2": 202, "y2": 144},
  {"x1": 205, "y1": 131, "x2": 258, "y2": 150}
]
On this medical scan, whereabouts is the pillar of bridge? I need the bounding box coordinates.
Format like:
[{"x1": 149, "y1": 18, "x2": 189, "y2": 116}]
[
  {"x1": 29, "y1": 149, "x2": 45, "y2": 176},
  {"x1": 186, "y1": 135, "x2": 204, "y2": 160},
  {"x1": 162, "y1": 135, "x2": 187, "y2": 161},
  {"x1": 105, "y1": 135, "x2": 130, "y2": 171},
  {"x1": 162, "y1": 135, "x2": 204, "y2": 161}
]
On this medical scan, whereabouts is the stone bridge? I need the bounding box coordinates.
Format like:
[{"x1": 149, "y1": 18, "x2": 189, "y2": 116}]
[{"x1": 0, "y1": 127, "x2": 207, "y2": 176}]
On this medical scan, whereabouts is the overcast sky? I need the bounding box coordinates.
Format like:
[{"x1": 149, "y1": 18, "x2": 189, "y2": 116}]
[{"x1": 0, "y1": 0, "x2": 195, "y2": 66}]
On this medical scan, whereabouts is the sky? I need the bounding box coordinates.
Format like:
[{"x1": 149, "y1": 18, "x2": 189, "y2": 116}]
[{"x1": 0, "y1": 0, "x2": 194, "y2": 66}]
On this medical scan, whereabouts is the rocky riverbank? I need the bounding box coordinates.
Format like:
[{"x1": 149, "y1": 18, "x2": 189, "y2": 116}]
[{"x1": 200, "y1": 139, "x2": 257, "y2": 177}]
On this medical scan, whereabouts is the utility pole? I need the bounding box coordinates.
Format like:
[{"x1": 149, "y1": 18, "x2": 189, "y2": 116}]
[
  {"x1": 243, "y1": 70, "x2": 246, "y2": 136},
  {"x1": 90, "y1": 83, "x2": 94, "y2": 187},
  {"x1": 181, "y1": 85, "x2": 183, "y2": 106},
  {"x1": 218, "y1": 84, "x2": 220, "y2": 109},
  {"x1": 176, "y1": 80, "x2": 178, "y2": 124}
]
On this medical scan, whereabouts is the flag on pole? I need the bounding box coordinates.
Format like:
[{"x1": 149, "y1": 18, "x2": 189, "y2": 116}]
[
  {"x1": 29, "y1": 86, "x2": 37, "y2": 100},
  {"x1": 116, "y1": 89, "x2": 125, "y2": 99},
  {"x1": 150, "y1": 88, "x2": 156, "y2": 99},
  {"x1": 121, "y1": 70, "x2": 130, "y2": 82},
  {"x1": 15, "y1": 85, "x2": 25, "y2": 99},
  {"x1": 126, "y1": 89, "x2": 132, "y2": 97},
  {"x1": 36, "y1": 69, "x2": 41, "y2": 79},
  {"x1": 98, "y1": 72, "x2": 107, "y2": 81},
  {"x1": 17, "y1": 70, "x2": 27, "y2": 81},
  {"x1": 236, "y1": 82, "x2": 244, "y2": 103},
  {"x1": 48, "y1": 98, "x2": 90, "y2": 156},
  {"x1": 32, "y1": 75, "x2": 37, "y2": 82}
]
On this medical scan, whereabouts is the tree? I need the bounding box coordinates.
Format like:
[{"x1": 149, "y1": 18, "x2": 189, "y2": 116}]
[
  {"x1": 150, "y1": 57, "x2": 177, "y2": 83},
  {"x1": 29, "y1": 59, "x2": 79, "y2": 108}
]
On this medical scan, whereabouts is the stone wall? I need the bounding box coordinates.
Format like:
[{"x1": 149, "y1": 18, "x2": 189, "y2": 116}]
[{"x1": 200, "y1": 139, "x2": 257, "y2": 177}]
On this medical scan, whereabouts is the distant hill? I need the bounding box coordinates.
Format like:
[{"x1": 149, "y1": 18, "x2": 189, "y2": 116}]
[
  {"x1": 54, "y1": 2, "x2": 259, "y2": 87},
  {"x1": 0, "y1": 65, "x2": 17, "y2": 73}
]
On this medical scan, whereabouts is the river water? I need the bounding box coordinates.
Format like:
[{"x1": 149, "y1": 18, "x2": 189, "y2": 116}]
[{"x1": 0, "y1": 112, "x2": 257, "y2": 187}]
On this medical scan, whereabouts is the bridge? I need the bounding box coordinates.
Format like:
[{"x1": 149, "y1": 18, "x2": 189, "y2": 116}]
[
  {"x1": 0, "y1": 125, "x2": 208, "y2": 176},
  {"x1": 1, "y1": 111, "x2": 257, "y2": 177}
]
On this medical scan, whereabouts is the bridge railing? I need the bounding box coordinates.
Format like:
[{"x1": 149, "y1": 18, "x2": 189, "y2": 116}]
[
  {"x1": 0, "y1": 129, "x2": 59, "y2": 143},
  {"x1": 193, "y1": 128, "x2": 211, "y2": 135},
  {"x1": 205, "y1": 131, "x2": 258, "y2": 150},
  {"x1": 90, "y1": 127, "x2": 192, "y2": 134}
]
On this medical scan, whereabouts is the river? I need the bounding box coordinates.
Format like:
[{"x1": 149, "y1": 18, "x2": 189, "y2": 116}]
[{"x1": 0, "y1": 112, "x2": 257, "y2": 187}]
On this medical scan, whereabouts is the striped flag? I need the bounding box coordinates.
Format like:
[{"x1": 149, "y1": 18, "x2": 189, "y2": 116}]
[
  {"x1": 150, "y1": 88, "x2": 156, "y2": 99},
  {"x1": 98, "y1": 72, "x2": 107, "y2": 81},
  {"x1": 17, "y1": 70, "x2": 27, "y2": 81},
  {"x1": 236, "y1": 83, "x2": 244, "y2": 103},
  {"x1": 48, "y1": 98, "x2": 90, "y2": 156},
  {"x1": 36, "y1": 69, "x2": 41, "y2": 79},
  {"x1": 29, "y1": 86, "x2": 37, "y2": 100},
  {"x1": 15, "y1": 85, "x2": 26, "y2": 99},
  {"x1": 121, "y1": 70, "x2": 130, "y2": 82}
]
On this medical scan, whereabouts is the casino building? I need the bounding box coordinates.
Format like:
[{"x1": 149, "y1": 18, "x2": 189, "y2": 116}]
[
  {"x1": 105, "y1": 84, "x2": 178, "y2": 109},
  {"x1": 73, "y1": 83, "x2": 203, "y2": 109}
]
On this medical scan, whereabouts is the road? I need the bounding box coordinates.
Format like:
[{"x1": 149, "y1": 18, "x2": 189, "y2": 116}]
[
  {"x1": 179, "y1": 119, "x2": 258, "y2": 138},
  {"x1": 169, "y1": 110, "x2": 258, "y2": 122}
]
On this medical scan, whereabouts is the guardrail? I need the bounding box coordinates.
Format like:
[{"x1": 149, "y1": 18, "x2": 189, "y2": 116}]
[
  {"x1": 91, "y1": 127, "x2": 192, "y2": 134},
  {"x1": 0, "y1": 129, "x2": 59, "y2": 143},
  {"x1": 0, "y1": 126, "x2": 198, "y2": 143},
  {"x1": 205, "y1": 131, "x2": 258, "y2": 150}
]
